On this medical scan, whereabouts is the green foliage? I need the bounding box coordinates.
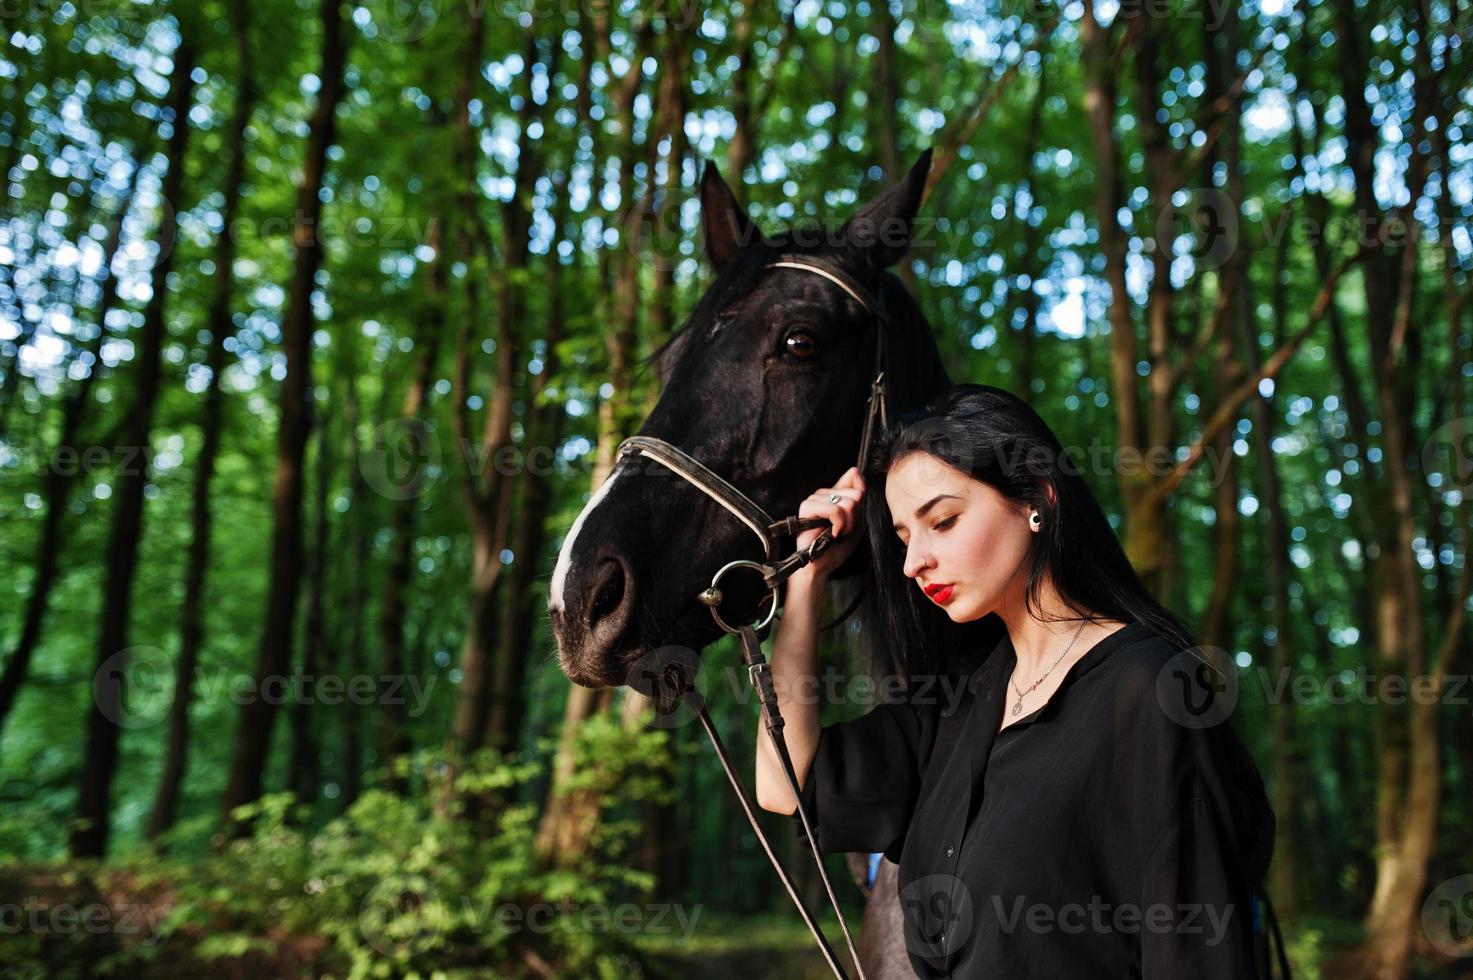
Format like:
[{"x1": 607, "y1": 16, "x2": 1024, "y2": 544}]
[
  {"x1": 1285, "y1": 922, "x2": 1326, "y2": 980},
  {"x1": 1, "y1": 737, "x2": 671, "y2": 978}
]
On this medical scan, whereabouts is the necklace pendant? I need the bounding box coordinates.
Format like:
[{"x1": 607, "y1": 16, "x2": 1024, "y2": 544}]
[{"x1": 1011, "y1": 702, "x2": 1021, "y2": 717}]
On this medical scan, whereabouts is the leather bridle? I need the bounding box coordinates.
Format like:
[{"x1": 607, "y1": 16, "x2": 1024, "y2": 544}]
[
  {"x1": 615, "y1": 256, "x2": 890, "y2": 631},
  {"x1": 614, "y1": 255, "x2": 892, "y2": 980}
]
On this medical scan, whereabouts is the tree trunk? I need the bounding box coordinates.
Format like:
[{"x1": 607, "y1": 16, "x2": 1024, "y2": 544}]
[
  {"x1": 447, "y1": 5, "x2": 524, "y2": 754},
  {"x1": 1252, "y1": 206, "x2": 1302, "y2": 922},
  {"x1": 873, "y1": 0, "x2": 902, "y2": 183},
  {"x1": 644, "y1": 11, "x2": 688, "y2": 373},
  {"x1": 484, "y1": 171, "x2": 576, "y2": 755},
  {"x1": 727, "y1": 0, "x2": 757, "y2": 184},
  {"x1": 221, "y1": 0, "x2": 348, "y2": 826},
  {"x1": 72, "y1": 40, "x2": 197, "y2": 858},
  {"x1": 484, "y1": 408, "x2": 565, "y2": 754},
  {"x1": 377, "y1": 210, "x2": 445, "y2": 767},
  {"x1": 338, "y1": 367, "x2": 371, "y2": 809},
  {"x1": 1197, "y1": 4, "x2": 1245, "y2": 651},
  {"x1": 1333, "y1": 1, "x2": 1444, "y2": 971},
  {"x1": 626, "y1": 22, "x2": 692, "y2": 887},
  {"x1": 1124, "y1": 14, "x2": 1183, "y2": 596},
  {"x1": 535, "y1": 9, "x2": 655, "y2": 857},
  {"x1": 1012, "y1": 61, "x2": 1048, "y2": 390},
  {"x1": 1079, "y1": 5, "x2": 1148, "y2": 578},
  {"x1": 0, "y1": 162, "x2": 140, "y2": 750},
  {"x1": 0, "y1": 55, "x2": 40, "y2": 430},
  {"x1": 287, "y1": 413, "x2": 333, "y2": 806},
  {"x1": 146, "y1": 0, "x2": 253, "y2": 840},
  {"x1": 534, "y1": 685, "x2": 617, "y2": 860},
  {"x1": 1241, "y1": 44, "x2": 1335, "y2": 920},
  {"x1": 591, "y1": 16, "x2": 653, "y2": 483}
]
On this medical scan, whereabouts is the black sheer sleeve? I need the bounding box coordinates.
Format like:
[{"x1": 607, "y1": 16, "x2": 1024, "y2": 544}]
[
  {"x1": 1113, "y1": 643, "x2": 1274, "y2": 978},
  {"x1": 1136, "y1": 783, "x2": 1261, "y2": 978},
  {"x1": 790, "y1": 687, "x2": 939, "y2": 858}
]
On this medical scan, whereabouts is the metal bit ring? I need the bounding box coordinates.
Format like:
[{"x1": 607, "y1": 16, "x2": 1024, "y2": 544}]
[{"x1": 701, "y1": 559, "x2": 779, "y2": 634}]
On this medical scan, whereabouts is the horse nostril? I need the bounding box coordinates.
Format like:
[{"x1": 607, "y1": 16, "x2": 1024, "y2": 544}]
[{"x1": 586, "y1": 557, "x2": 630, "y2": 635}]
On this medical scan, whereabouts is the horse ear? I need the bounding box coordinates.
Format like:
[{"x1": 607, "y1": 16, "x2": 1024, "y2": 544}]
[
  {"x1": 841, "y1": 147, "x2": 934, "y2": 270},
  {"x1": 699, "y1": 158, "x2": 761, "y2": 273}
]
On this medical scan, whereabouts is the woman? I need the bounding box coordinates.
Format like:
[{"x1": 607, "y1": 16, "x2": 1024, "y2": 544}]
[{"x1": 755, "y1": 384, "x2": 1276, "y2": 978}]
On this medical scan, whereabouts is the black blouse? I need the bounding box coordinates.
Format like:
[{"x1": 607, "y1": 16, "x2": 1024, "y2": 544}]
[{"x1": 794, "y1": 620, "x2": 1274, "y2": 979}]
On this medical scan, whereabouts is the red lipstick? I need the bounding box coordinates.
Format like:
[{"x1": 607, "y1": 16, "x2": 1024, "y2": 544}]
[{"x1": 924, "y1": 583, "x2": 955, "y2": 604}]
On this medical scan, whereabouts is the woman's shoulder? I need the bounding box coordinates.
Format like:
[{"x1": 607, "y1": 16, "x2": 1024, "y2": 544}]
[
  {"x1": 1098, "y1": 619, "x2": 1181, "y2": 660},
  {"x1": 1091, "y1": 620, "x2": 1180, "y2": 684},
  {"x1": 1091, "y1": 623, "x2": 1235, "y2": 728}
]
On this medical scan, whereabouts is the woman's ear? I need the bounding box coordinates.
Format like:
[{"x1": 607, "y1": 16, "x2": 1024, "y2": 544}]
[
  {"x1": 1025, "y1": 480, "x2": 1060, "y2": 527},
  {"x1": 1026, "y1": 481, "x2": 1059, "y2": 521}
]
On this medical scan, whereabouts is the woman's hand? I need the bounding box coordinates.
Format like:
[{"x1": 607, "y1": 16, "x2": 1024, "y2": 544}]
[
  {"x1": 792, "y1": 466, "x2": 866, "y2": 586},
  {"x1": 759, "y1": 469, "x2": 863, "y2": 813}
]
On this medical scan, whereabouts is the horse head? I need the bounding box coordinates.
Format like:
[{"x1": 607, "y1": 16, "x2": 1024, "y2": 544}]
[{"x1": 549, "y1": 150, "x2": 952, "y2": 688}]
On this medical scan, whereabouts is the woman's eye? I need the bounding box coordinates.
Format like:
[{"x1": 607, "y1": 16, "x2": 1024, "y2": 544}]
[
  {"x1": 784, "y1": 330, "x2": 819, "y2": 359},
  {"x1": 932, "y1": 516, "x2": 957, "y2": 532}
]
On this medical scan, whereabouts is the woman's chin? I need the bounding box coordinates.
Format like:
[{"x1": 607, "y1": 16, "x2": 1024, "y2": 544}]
[{"x1": 948, "y1": 596, "x2": 992, "y2": 624}]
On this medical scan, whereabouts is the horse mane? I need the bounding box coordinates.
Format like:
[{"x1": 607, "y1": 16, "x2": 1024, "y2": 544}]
[{"x1": 873, "y1": 267, "x2": 953, "y2": 412}]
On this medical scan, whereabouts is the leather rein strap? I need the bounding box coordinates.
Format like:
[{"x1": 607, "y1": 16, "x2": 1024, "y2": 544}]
[{"x1": 615, "y1": 256, "x2": 891, "y2": 980}]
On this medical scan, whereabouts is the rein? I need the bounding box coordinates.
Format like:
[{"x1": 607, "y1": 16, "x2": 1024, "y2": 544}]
[{"x1": 615, "y1": 255, "x2": 891, "y2": 980}]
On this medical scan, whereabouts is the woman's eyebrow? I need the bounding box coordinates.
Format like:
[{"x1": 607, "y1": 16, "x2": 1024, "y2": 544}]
[{"x1": 893, "y1": 493, "x2": 962, "y2": 532}]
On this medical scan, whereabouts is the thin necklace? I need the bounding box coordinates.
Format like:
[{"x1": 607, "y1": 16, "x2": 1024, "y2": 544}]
[{"x1": 1009, "y1": 619, "x2": 1090, "y2": 718}]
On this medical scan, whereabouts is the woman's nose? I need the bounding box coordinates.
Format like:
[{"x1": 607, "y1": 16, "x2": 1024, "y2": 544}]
[{"x1": 902, "y1": 539, "x2": 931, "y2": 579}]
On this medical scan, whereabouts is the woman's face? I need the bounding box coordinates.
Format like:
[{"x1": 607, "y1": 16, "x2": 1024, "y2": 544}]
[{"x1": 885, "y1": 452, "x2": 1034, "y2": 623}]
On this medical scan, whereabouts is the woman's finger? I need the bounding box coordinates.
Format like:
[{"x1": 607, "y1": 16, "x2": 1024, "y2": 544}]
[
  {"x1": 799, "y1": 496, "x2": 839, "y2": 536},
  {"x1": 801, "y1": 484, "x2": 865, "y2": 539},
  {"x1": 807, "y1": 496, "x2": 847, "y2": 537}
]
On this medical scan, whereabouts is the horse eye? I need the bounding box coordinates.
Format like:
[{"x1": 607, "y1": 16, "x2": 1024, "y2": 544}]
[{"x1": 784, "y1": 330, "x2": 819, "y2": 359}]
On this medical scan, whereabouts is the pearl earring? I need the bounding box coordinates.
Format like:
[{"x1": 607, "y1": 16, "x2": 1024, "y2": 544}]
[{"x1": 1030, "y1": 511, "x2": 1042, "y2": 530}]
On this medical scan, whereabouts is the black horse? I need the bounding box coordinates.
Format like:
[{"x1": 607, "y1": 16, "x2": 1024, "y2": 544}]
[{"x1": 549, "y1": 150, "x2": 956, "y2": 977}]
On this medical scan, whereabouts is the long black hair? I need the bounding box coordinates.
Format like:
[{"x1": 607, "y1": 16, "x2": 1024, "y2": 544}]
[
  {"x1": 859, "y1": 382, "x2": 1276, "y2": 894},
  {"x1": 860, "y1": 382, "x2": 1194, "y2": 679}
]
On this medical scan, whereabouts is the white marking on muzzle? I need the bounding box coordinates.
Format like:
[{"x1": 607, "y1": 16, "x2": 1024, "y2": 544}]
[{"x1": 548, "y1": 467, "x2": 622, "y2": 613}]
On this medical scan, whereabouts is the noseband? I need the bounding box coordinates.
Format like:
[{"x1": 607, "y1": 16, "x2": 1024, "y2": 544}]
[{"x1": 614, "y1": 255, "x2": 892, "y2": 980}]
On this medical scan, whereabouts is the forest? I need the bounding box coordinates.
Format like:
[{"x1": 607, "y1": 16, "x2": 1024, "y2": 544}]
[{"x1": 0, "y1": 0, "x2": 1469, "y2": 977}]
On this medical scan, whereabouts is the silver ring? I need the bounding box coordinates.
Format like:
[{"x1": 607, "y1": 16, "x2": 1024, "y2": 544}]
[
  {"x1": 706, "y1": 559, "x2": 779, "y2": 634},
  {"x1": 828, "y1": 493, "x2": 841, "y2": 504}
]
